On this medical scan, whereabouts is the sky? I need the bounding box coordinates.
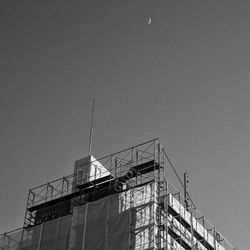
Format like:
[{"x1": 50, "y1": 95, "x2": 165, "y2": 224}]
[{"x1": 0, "y1": 0, "x2": 249, "y2": 249}]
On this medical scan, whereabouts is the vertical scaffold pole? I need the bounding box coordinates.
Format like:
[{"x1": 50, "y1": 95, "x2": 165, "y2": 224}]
[
  {"x1": 164, "y1": 181, "x2": 169, "y2": 250},
  {"x1": 190, "y1": 207, "x2": 194, "y2": 250},
  {"x1": 114, "y1": 157, "x2": 119, "y2": 191},
  {"x1": 135, "y1": 149, "x2": 140, "y2": 184},
  {"x1": 109, "y1": 154, "x2": 113, "y2": 191},
  {"x1": 55, "y1": 217, "x2": 60, "y2": 249},
  {"x1": 136, "y1": 149, "x2": 139, "y2": 166},
  {"x1": 105, "y1": 199, "x2": 110, "y2": 250},
  {"x1": 20, "y1": 190, "x2": 32, "y2": 247},
  {"x1": 128, "y1": 207, "x2": 132, "y2": 250},
  {"x1": 37, "y1": 223, "x2": 43, "y2": 250},
  {"x1": 19, "y1": 228, "x2": 24, "y2": 249},
  {"x1": 5, "y1": 233, "x2": 10, "y2": 250},
  {"x1": 157, "y1": 142, "x2": 161, "y2": 248},
  {"x1": 23, "y1": 189, "x2": 33, "y2": 228},
  {"x1": 45, "y1": 183, "x2": 49, "y2": 203},
  {"x1": 82, "y1": 203, "x2": 88, "y2": 250},
  {"x1": 152, "y1": 140, "x2": 156, "y2": 249},
  {"x1": 179, "y1": 194, "x2": 183, "y2": 250},
  {"x1": 213, "y1": 227, "x2": 217, "y2": 250},
  {"x1": 114, "y1": 157, "x2": 117, "y2": 179},
  {"x1": 131, "y1": 146, "x2": 134, "y2": 186}
]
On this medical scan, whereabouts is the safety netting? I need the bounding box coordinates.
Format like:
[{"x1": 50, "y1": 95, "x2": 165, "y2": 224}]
[
  {"x1": 0, "y1": 229, "x2": 22, "y2": 250},
  {"x1": 69, "y1": 182, "x2": 155, "y2": 250},
  {"x1": 0, "y1": 182, "x2": 155, "y2": 250}
]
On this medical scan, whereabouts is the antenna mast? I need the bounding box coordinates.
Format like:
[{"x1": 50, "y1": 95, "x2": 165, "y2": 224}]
[
  {"x1": 88, "y1": 99, "x2": 95, "y2": 156},
  {"x1": 184, "y1": 171, "x2": 189, "y2": 210}
]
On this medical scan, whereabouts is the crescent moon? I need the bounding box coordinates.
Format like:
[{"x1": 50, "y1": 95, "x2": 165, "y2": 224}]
[{"x1": 148, "y1": 18, "x2": 152, "y2": 24}]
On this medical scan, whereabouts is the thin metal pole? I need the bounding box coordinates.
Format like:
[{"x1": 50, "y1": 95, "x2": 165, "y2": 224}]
[
  {"x1": 82, "y1": 204, "x2": 88, "y2": 250},
  {"x1": 157, "y1": 142, "x2": 161, "y2": 248},
  {"x1": 55, "y1": 217, "x2": 60, "y2": 250},
  {"x1": 190, "y1": 208, "x2": 194, "y2": 250},
  {"x1": 88, "y1": 99, "x2": 95, "y2": 156},
  {"x1": 37, "y1": 223, "x2": 43, "y2": 250},
  {"x1": 213, "y1": 227, "x2": 217, "y2": 250},
  {"x1": 184, "y1": 172, "x2": 189, "y2": 210},
  {"x1": 165, "y1": 182, "x2": 169, "y2": 250},
  {"x1": 105, "y1": 199, "x2": 110, "y2": 250}
]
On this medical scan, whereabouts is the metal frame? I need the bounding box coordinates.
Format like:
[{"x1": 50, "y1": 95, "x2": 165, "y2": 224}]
[{"x1": 1, "y1": 139, "x2": 235, "y2": 250}]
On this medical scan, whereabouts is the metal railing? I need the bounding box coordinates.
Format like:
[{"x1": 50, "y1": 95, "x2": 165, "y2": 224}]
[{"x1": 1, "y1": 139, "x2": 236, "y2": 250}]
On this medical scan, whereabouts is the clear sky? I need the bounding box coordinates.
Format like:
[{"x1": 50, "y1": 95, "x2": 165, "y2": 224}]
[{"x1": 0, "y1": 1, "x2": 249, "y2": 249}]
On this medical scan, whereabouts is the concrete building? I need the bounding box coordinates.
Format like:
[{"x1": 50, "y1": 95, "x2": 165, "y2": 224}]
[{"x1": 0, "y1": 139, "x2": 235, "y2": 250}]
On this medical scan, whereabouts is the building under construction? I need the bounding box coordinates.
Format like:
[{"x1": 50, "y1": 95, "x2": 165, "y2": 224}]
[{"x1": 0, "y1": 139, "x2": 236, "y2": 250}]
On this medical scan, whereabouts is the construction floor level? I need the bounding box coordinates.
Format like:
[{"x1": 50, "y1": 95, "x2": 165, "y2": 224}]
[{"x1": 0, "y1": 139, "x2": 236, "y2": 250}]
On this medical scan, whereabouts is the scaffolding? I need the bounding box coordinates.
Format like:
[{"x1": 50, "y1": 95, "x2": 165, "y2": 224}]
[{"x1": 0, "y1": 139, "x2": 236, "y2": 250}]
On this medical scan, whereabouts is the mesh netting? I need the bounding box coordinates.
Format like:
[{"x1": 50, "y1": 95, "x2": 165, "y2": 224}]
[{"x1": 1, "y1": 183, "x2": 155, "y2": 250}]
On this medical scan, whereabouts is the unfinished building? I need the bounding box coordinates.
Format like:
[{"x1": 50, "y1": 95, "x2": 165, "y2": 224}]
[{"x1": 0, "y1": 139, "x2": 235, "y2": 250}]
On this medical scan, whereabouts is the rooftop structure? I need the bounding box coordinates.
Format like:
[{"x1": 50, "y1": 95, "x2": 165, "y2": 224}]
[{"x1": 0, "y1": 139, "x2": 235, "y2": 250}]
